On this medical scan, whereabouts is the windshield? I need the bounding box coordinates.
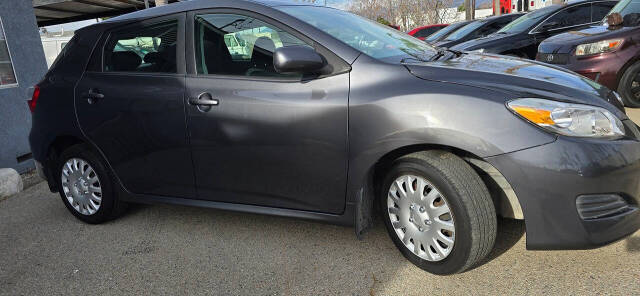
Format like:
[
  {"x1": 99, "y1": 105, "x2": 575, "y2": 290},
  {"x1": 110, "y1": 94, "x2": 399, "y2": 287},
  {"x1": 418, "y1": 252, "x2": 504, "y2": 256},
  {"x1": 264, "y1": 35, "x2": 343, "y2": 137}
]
[
  {"x1": 607, "y1": 0, "x2": 640, "y2": 23},
  {"x1": 444, "y1": 21, "x2": 486, "y2": 41},
  {"x1": 278, "y1": 6, "x2": 437, "y2": 63},
  {"x1": 498, "y1": 6, "x2": 559, "y2": 33},
  {"x1": 425, "y1": 22, "x2": 467, "y2": 42}
]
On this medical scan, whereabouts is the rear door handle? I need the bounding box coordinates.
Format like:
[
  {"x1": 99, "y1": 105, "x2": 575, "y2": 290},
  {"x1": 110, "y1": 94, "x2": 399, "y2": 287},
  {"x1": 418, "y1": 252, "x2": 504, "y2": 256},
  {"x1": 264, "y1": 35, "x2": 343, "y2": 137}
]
[
  {"x1": 84, "y1": 89, "x2": 104, "y2": 104},
  {"x1": 189, "y1": 93, "x2": 219, "y2": 106},
  {"x1": 189, "y1": 97, "x2": 219, "y2": 106}
]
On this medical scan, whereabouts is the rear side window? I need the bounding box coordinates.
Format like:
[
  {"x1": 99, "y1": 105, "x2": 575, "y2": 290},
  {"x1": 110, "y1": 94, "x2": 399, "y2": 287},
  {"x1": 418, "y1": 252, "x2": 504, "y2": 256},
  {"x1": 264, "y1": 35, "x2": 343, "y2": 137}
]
[
  {"x1": 104, "y1": 20, "x2": 178, "y2": 73},
  {"x1": 414, "y1": 27, "x2": 440, "y2": 38},
  {"x1": 545, "y1": 4, "x2": 592, "y2": 28},
  {"x1": 194, "y1": 13, "x2": 308, "y2": 77}
]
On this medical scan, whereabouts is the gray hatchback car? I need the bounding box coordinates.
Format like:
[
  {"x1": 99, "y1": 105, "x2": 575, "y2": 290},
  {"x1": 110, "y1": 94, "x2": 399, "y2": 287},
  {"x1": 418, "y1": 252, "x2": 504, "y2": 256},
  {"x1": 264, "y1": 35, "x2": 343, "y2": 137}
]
[{"x1": 29, "y1": 0, "x2": 640, "y2": 275}]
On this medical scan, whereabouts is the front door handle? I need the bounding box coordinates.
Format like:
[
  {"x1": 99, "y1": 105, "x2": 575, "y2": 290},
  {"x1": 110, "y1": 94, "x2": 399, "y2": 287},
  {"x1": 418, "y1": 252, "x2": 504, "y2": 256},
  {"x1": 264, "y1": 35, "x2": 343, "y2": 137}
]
[{"x1": 189, "y1": 93, "x2": 219, "y2": 106}]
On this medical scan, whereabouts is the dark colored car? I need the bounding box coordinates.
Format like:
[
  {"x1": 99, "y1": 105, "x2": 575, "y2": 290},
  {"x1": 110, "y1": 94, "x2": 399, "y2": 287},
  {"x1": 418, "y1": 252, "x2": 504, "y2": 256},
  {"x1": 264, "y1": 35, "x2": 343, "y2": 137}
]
[
  {"x1": 433, "y1": 13, "x2": 523, "y2": 48},
  {"x1": 452, "y1": 0, "x2": 618, "y2": 58},
  {"x1": 537, "y1": 0, "x2": 640, "y2": 107},
  {"x1": 29, "y1": 0, "x2": 640, "y2": 275},
  {"x1": 408, "y1": 24, "x2": 448, "y2": 40},
  {"x1": 424, "y1": 21, "x2": 472, "y2": 44}
]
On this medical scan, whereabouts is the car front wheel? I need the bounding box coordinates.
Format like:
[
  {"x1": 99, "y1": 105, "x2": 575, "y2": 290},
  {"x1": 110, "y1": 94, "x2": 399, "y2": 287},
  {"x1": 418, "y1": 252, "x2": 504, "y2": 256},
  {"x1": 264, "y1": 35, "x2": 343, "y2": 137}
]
[
  {"x1": 618, "y1": 61, "x2": 640, "y2": 108},
  {"x1": 380, "y1": 150, "x2": 497, "y2": 275}
]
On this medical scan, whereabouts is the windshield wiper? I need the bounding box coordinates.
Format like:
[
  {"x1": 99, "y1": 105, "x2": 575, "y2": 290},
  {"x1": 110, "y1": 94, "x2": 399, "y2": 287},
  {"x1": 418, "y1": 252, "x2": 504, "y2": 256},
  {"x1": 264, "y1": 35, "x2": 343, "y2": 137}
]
[{"x1": 430, "y1": 47, "x2": 463, "y2": 61}]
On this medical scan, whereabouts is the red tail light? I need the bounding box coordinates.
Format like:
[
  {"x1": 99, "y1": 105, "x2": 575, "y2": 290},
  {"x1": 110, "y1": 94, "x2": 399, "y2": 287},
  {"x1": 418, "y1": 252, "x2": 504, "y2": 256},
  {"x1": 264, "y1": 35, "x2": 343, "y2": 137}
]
[{"x1": 28, "y1": 85, "x2": 40, "y2": 113}]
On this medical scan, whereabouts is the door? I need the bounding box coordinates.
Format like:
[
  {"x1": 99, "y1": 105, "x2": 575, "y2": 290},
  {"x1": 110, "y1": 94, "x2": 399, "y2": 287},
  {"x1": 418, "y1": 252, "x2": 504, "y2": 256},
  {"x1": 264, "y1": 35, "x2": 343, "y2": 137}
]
[
  {"x1": 185, "y1": 11, "x2": 350, "y2": 214},
  {"x1": 75, "y1": 14, "x2": 197, "y2": 198}
]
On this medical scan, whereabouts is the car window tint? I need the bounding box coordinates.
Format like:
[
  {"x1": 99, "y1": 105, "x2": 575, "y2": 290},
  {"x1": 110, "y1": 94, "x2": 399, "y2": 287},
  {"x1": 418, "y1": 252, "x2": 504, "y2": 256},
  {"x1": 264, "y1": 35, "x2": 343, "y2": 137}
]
[
  {"x1": 445, "y1": 21, "x2": 486, "y2": 41},
  {"x1": 480, "y1": 19, "x2": 511, "y2": 36},
  {"x1": 194, "y1": 13, "x2": 308, "y2": 78},
  {"x1": 104, "y1": 20, "x2": 178, "y2": 73},
  {"x1": 415, "y1": 27, "x2": 439, "y2": 38},
  {"x1": 545, "y1": 4, "x2": 591, "y2": 28},
  {"x1": 592, "y1": 2, "x2": 617, "y2": 22},
  {"x1": 426, "y1": 22, "x2": 466, "y2": 42}
]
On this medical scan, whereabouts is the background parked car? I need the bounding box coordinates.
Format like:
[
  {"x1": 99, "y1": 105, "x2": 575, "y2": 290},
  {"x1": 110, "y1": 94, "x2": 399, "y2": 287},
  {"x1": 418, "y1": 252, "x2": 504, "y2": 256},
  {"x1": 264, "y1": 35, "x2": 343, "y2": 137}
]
[
  {"x1": 452, "y1": 0, "x2": 618, "y2": 58},
  {"x1": 433, "y1": 13, "x2": 523, "y2": 48},
  {"x1": 537, "y1": 0, "x2": 640, "y2": 106},
  {"x1": 424, "y1": 21, "x2": 471, "y2": 44},
  {"x1": 408, "y1": 24, "x2": 448, "y2": 40}
]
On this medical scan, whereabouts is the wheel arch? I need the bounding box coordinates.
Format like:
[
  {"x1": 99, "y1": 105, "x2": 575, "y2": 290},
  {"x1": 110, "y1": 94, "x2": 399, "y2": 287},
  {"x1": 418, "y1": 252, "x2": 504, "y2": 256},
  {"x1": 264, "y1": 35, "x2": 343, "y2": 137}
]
[
  {"x1": 615, "y1": 55, "x2": 640, "y2": 88},
  {"x1": 355, "y1": 143, "x2": 524, "y2": 237},
  {"x1": 43, "y1": 135, "x2": 111, "y2": 193}
]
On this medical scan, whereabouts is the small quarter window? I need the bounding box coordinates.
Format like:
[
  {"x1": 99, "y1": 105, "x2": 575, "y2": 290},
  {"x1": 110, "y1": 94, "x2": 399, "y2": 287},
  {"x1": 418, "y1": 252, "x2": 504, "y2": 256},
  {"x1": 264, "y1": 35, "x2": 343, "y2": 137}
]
[
  {"x1": 194, "y1": 13, "x2": 308, "y2": 77},
  {"x1": 0, "y1": 18, "x2": 18, "y2": 88},
  {"x1": 104, "y1": 20, "x2": 178, "y2": 73}
]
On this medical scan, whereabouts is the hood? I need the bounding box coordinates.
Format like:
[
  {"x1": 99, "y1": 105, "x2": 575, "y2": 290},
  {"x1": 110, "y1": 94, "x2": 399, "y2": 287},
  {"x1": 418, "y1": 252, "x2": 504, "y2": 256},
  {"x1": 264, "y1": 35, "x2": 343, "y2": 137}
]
[
  {"x1": 405, "y1": 52, "x2": 626, "y2": 115},
  {"x1": 539, "y1": 25, "x2": 640, "y2": 53},
  {"x1": 450, "y1": 32, "x2": 517, "y2": 51}
]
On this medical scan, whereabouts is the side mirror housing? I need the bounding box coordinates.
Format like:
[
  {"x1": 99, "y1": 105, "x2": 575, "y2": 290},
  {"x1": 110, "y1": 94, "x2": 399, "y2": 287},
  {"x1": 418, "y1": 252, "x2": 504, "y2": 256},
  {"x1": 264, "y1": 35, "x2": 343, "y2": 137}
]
[{"x1": 274, "y1": 46, "x2": 326, "y2": 74}]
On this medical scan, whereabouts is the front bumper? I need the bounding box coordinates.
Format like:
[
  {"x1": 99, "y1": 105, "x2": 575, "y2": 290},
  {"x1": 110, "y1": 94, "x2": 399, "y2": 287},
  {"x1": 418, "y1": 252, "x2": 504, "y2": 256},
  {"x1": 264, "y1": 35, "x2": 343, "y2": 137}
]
[
  {"x1": 486, "y1": 122, "x2": 640, "y2": 249},
  {"x1": 535, "y1": 51, "x2": 627, "y2": 91}
]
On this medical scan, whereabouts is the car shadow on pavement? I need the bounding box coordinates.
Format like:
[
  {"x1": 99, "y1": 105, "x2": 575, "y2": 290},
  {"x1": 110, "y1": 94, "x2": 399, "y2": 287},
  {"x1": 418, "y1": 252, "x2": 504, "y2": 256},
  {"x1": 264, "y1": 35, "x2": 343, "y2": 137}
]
[
  {"x1": 470, "y1": 217, "x2": 526, "y2": 271},
  {"x1": 627, "y1": 236, "x2": 640, "y2": 252},
  {"x1": 119, "y1": 202, "x2": 526, "y2": 271}
]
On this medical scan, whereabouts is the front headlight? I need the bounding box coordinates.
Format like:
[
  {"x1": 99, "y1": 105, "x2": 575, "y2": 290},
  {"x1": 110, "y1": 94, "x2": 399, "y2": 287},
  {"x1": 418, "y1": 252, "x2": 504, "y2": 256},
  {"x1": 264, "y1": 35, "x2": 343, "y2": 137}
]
[
  {"x1": 575, "y1": 39, "x2": 623, "y2": 56},
  {"x1": 507, "y1": 98, "x2": 625, "y2": 138}
]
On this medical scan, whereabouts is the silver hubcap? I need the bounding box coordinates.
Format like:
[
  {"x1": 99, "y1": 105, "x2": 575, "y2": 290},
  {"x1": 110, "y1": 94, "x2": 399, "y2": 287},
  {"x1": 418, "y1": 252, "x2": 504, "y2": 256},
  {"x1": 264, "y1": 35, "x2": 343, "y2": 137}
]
[
  {"x1": 387, "y1": 175, "x2": 455, "y2": 261},
  {"x1": 61, "y1": 158, "x2": 102, "y2": 215}
]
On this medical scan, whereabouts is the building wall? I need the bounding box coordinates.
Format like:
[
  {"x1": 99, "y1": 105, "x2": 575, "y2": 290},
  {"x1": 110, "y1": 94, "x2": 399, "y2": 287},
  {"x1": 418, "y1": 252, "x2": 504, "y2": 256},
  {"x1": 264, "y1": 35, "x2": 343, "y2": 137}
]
[{"x1": 0, "y1": 0, "x2": 48, "y2": 172}]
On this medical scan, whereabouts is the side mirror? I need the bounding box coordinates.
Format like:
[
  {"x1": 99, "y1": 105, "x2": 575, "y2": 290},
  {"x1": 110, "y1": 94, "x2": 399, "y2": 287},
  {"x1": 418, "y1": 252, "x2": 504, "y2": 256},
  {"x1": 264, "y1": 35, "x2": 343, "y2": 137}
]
[
  {"x1": 539, "y1": 21, "x2": 560, "y2": 32},
  {"x1": 274, "y1": 45, "x2": 326, "y2": 74}
]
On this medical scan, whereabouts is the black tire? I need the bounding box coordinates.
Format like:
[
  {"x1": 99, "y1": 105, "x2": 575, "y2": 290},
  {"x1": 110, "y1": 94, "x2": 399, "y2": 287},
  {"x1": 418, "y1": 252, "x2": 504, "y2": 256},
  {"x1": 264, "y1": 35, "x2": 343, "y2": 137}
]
[
  {"x1": 379, "y1": 150, "x2": 497, "y2": 275},
  {"x1": 617, "y1": 61, "x2": 640, "y2": 108},
  {"x1": 56, "y1": 144, "x2": 126, "y2": 223}
]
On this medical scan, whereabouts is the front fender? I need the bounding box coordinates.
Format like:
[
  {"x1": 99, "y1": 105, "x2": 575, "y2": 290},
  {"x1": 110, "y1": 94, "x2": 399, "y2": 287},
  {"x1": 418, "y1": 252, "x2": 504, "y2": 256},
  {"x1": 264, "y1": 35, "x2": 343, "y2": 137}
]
[{"x1": 346, "y1": 55, "x2": 556, "y2": 207}]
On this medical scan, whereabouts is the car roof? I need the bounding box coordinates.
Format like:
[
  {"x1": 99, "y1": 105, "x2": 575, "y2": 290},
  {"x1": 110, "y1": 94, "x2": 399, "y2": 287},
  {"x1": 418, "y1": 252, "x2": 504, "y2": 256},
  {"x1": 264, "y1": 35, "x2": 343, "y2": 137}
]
[
  {"x1": 105, "y1": 0, "x2": 317, "y2": 24},
  {"x1": 482, "y1": 12, "x2": 524, "y2": 21}
]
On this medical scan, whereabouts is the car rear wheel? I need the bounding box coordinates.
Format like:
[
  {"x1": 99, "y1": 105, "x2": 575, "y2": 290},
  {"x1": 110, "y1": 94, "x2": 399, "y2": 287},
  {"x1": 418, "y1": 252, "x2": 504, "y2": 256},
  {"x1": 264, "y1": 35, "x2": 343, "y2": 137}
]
[
  {"x1": 618, "y1": 61, "x2": 640, "y2": 108},
  {"x1": 57, "y1": 144, "x2": 126, "y2": 223},
  {"x1": 380, "y1": 150, "x2": 497, "y2": 275}
]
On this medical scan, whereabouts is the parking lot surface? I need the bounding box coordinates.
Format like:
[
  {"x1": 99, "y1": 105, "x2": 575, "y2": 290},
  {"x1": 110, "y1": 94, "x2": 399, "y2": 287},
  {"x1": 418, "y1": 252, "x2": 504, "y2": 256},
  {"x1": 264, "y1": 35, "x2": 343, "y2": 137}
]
[{"x1": 2, "y1": 110, "x2": 640, "y2": 296}]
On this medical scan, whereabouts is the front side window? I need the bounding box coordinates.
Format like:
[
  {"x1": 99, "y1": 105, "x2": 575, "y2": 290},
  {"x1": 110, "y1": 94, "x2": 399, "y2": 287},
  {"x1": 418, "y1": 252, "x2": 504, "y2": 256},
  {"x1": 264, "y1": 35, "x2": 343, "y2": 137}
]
[
  {"x1": 444, "y1": 21, "x2": 486, "y2": 41},
  {"x1": 592, "y1": 2, "x2": 616, "y2": 21},
  {"x1": 498, "y1": 5, "x2": 558, "y2": 33},
  {"x1": 104, "y1": 20, "x2": 178, "y2": 73},
  {"x1": 605, "y1": 0, "x2": 640, "y2": 24},
  {"x1": 544, "y1": 4, "x2": 592, "y2": 29},
  {"x1": 0, "y1": 18, "x2": 17, "y2": 87},
  {"x1": 194, "y1": 13, "x2": 308, "y2": 77}
]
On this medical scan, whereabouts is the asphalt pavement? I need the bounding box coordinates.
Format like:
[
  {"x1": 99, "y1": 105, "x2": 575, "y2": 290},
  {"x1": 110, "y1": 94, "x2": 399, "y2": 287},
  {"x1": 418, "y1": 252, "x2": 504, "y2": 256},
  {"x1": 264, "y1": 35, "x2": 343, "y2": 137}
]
[{"x1": 2, "y1": 110, "x2": 640, "y2": 296}]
